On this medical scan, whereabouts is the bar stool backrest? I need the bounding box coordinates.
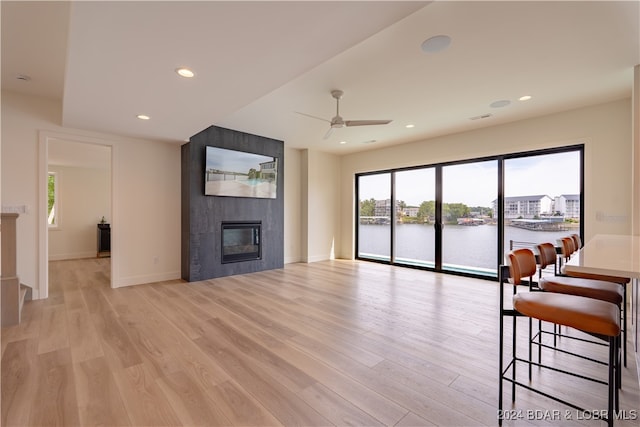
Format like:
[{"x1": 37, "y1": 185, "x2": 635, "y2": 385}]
[
  {"x1": 536, "y1": 242, "x2": 558, "y2": 270},
  {"x1": 506, "y1": 248, "x2": 537, "y2": 285},
  {"x1": 570, "y1": 234, "x2": 582, "y2": 250},
  {"x1": 558, "y1": 237, "x2": 575, "y2": 261}
]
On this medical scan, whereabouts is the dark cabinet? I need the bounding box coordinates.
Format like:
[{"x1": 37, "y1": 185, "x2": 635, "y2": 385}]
[{"x1": 97, "y1": 223, "x2": 110, "y2": 257}]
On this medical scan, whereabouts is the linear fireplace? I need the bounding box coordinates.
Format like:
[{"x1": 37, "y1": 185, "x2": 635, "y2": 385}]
[{"x1": 221, "y1": 221, "x2": 261, "y2": 263}]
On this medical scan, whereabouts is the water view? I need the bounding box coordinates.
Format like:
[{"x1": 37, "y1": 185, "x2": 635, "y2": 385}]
[
  {"x1": 357, "y1": 149, "x2": 582, "y2": 276},
  {"x1": 358, "y1": 223, "x2": 577, "y2": 274}
]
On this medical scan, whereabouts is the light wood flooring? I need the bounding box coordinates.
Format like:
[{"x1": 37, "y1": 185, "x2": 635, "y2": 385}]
[{"x1": 2, "y1": 258, "x2": 639, "y2": 426}]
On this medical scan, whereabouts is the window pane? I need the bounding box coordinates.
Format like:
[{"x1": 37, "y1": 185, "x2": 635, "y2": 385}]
[
  {"x1": 48, "y1": 172, "x2": 57, "y2": 226},
  {"x1": 394, "y1": 168, "x2": 436, "y2": 268},
  {"x1": 442, "y1": 160, "x2": 498, "y2": 276},
  {"x1": 503, "y1": 151, "x2": 580, "y2": 257},
  {"x1": 357, "y1": 173, "x2": 391, "y2": 261}
]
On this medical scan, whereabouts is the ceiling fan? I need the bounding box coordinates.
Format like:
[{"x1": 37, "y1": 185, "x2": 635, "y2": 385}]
[{"x1": 297, "y1": 90, "x2": 392, "y2": 139}]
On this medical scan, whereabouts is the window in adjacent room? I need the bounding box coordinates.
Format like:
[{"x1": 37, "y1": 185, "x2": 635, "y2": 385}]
[{"x1": 47, "y1": 171, "x2": 58, "y2": 227}]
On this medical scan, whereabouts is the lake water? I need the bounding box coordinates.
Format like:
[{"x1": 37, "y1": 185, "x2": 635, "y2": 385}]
[{"x1": 358, "y1": 223, "x2": 576, "y2": 273}]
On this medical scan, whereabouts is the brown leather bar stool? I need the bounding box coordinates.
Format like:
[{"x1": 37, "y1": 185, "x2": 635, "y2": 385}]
[
  {"x1": 557, "y1": 236, "x2": 577, "y2": 269},
  {"x1": 499, "y1": 248, "x2": 620, "y2": 427},
  {"x1": 560, "y1": 236, "x2": 630, "y2": 366},
  {"x1": 537, "y1": 242, "x2": 625, "y2": 380},
  {"x1": 538, "y1": 242, "x2": 623, "y2": 306},
  {"x1": 536, "y1": 243, "x2": 622, "y2": 365},
  {"x1": 570, "y1": 233, "x2": 582, "y2": 250}
]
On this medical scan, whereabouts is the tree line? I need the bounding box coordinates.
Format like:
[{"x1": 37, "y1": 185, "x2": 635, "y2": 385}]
[{"x1": 359, "y1": 198, "x2": 493, "y2": 224}]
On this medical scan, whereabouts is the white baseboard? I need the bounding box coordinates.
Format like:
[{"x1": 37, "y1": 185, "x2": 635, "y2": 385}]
[
  {"x1": 48, "y1": 251, "x2": 96, "y2": 261},
  {"x1": 305, "y1": 254, "x2": 332, "y2": 263},
  {"x1": 113, "y1": 271, "x2": 181, "y2": 288}
]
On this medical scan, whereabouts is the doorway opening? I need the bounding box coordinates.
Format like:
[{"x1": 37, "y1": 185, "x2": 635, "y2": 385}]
[{"x1": 38, "y1": 132, "x2": 116, "y2": 298}]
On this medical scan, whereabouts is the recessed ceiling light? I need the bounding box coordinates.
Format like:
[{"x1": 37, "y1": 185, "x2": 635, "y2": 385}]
[
  {"x1": 362, "y1": 139, "x2": 377, "y2": 144},
  {"x1": 16, "y1": 74, "x2": 31, "y2": 81},
  {"x1": 519, "y1": 95, "x2": 532, "y2": 101},
  {"x1": 421, "y1": 35, "x2": 452, "y2": 53},
  {"x1": 490, "y1": 100, "x2": 511, "y2": 108},
  {"x1": 339, "y1": 141, "x2": 347, "y2": 145},
  {"x1": 405, "y1": 124, "x2": 415, "y2": 128},
  {"x1": 136, "y1": 114, "x2": 151, "y2": 120},
  {"x1": 176, "y1": 68, "x2": 195, "y2": 78}
]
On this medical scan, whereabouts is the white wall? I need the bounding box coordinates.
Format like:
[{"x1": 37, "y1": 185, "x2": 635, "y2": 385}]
[
  {"x1": 301, "y1": 149, "x2": 340, "y2": 262},
  {"x1": 2, "y1": 92, "x2": 41, "y2": 290},
  {"x1": 283, "y1": 146, "x2": 302, "y2": 263},
  {"x1": 1, "y1": 91, "x2": 181, "y2": 297},
  {"x1": 113, "y1": 136, "x2": 180, "y2": 286},
  {"x1": 338, "y1": 98, "x2": 633, "y2": 259},
  {"x1": 48, "y1": 164, "x2": 111, "y2": 260}
]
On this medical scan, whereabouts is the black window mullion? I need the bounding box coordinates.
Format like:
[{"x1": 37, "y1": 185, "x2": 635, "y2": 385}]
[
  {"x1": 435, "y1": 166, "x2": 443, "y2": 271},
  {"x1": 390, "y1": 172, "x2": 396, "y2": 263},
  {"x1": 497, "y1": 157, "x2": 504, "y2": 269},
  {"x1": 579, "y1": 148, "x2": 585, "y2": 241},
  {"x1": 354, "y1": 176, "x2": 360, "y2": 258}
]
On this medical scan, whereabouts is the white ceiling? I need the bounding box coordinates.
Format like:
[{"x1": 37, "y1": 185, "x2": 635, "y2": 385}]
[{"x1": 3, "y1": 1, "x2": 639, "y2": 155}]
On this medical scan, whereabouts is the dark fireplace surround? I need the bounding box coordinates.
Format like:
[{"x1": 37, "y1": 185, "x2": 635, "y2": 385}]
[{"x1": 181, "y1": 126, "x2": 284, "y2": 281}]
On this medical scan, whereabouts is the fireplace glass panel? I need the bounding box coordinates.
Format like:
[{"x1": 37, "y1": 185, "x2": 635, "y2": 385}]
[{"x1": 222, "y1": 222, "x2": 261, "y2": 263}]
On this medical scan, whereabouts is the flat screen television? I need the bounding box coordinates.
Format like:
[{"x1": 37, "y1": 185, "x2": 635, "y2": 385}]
[{"x1": 204, "y1": 146, "x2": 277, "y2": 199}]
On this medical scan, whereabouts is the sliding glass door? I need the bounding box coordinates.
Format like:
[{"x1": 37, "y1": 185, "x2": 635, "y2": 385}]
[
  {"x1": 503, "y1": 150, "x2": 582, "y2": 256},
  {"x1": 442, "y1": 160, "x2": 498, "y2": 276},
  {"x1": 355, "y1": 145, "x2": 582, "y2": 280},
  {"x1": 357, "y1": 173, "x2": 391, "y2": 261},
  {"x1": 394, "y1": 168, "x2": 436, "y2": 268}
]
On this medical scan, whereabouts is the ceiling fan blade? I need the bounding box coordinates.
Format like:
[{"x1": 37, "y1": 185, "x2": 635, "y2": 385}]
[
  {"x1": 294, "y1": 111, "x2": 331, "y2": 123},
  {"x1": 300, "y1": 90, "x2": 393, "y2": 139},
  {"x1": 323, "y1": 127, "x2": 335, "y2": 139},
  {"x1": 345, "y1": 119, "x2": 392, "y2": 127}
]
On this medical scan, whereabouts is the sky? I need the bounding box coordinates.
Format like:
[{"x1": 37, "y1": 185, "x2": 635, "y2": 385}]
[
  {"x1": 206, "y1": 146, "x2": 275, "y2": 173},
  {"x1": 359, "y1": 151, "x2": 580, "y2": 207}
]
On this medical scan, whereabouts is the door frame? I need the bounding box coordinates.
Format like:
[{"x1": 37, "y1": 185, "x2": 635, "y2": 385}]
[{"x1": 37, "y1": 131, "x2": 118, "y2": 298}]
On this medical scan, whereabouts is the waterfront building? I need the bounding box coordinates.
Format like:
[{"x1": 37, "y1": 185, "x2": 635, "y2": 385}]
[
  {"x1": 404, "y1": 206, "x2": 419, "y2": 217},
  {"x1": 494, "y1": 195, "x2": 554, "y2": 219},
  {"x1": 554, "y1": 194, "x2": 580, "y2": 219}
]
